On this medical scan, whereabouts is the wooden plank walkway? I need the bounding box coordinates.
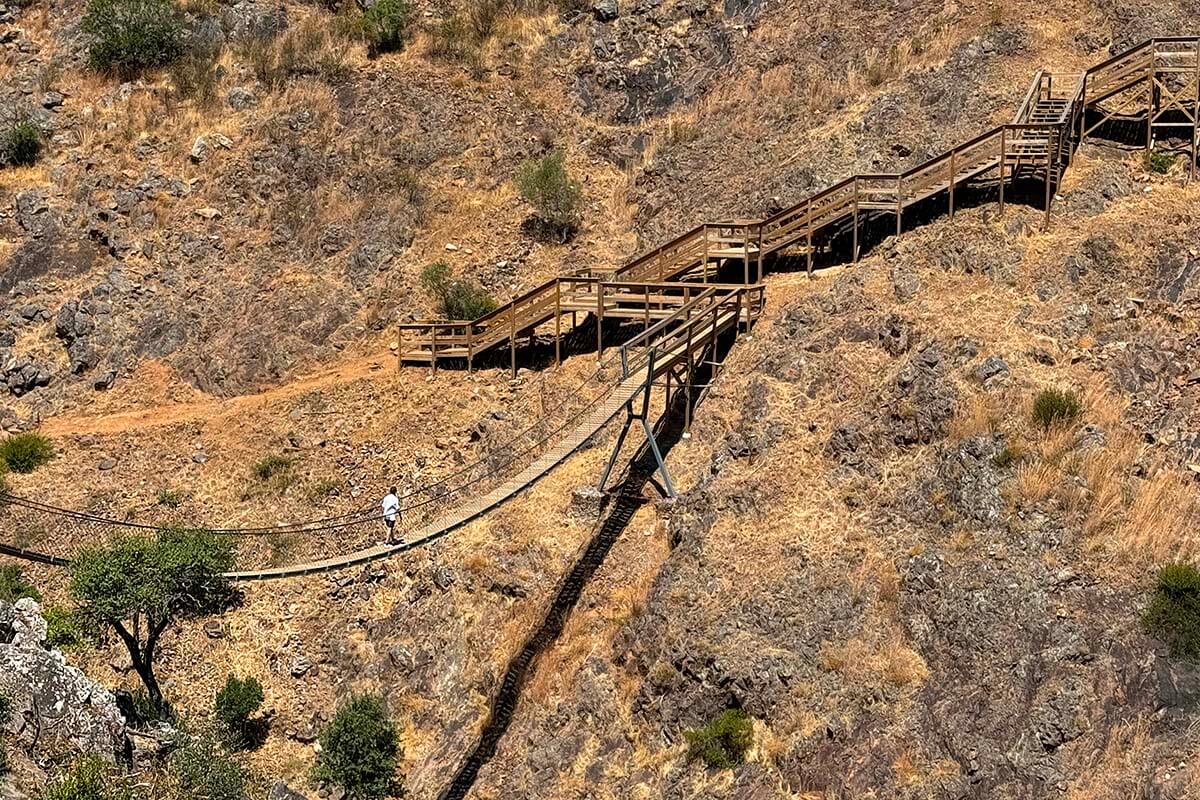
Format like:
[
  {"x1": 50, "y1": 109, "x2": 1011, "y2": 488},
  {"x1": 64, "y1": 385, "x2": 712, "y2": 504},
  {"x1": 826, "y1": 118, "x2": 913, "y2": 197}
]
[{"x1": 224, "y1": 373, "x2": 649, "y2": 580}]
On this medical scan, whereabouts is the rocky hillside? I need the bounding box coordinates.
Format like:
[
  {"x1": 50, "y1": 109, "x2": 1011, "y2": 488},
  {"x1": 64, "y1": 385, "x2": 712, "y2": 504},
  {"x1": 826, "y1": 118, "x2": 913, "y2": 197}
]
[{"x1": 3, "y1": 0, "x2": 1200, "y2": 798}]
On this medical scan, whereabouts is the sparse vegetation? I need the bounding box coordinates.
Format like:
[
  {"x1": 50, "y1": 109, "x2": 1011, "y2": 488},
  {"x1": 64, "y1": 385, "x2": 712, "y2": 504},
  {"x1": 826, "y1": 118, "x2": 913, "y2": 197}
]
[
  {"x1": 1144, "y1": 149, "x2": 1174, "y2": 174},
  {"x1": 312, "y1": 694, "x2": 400, "y2": 800},
  {"x1": 0, "y1": 691, "x2": 10, "y2": 774},
  {"x1": 241, "y1": 16, "x2": 351, "y2": 88},
  {"x1": 252, "y1": 453, "x2": 293, "y2": 482},
  {"x1": 0, "y1": 117, "x2": 42, "y2": 168},
  {"x1": 157, "y1": 488, "x2": 186, "y2": 508},
  {"x1": 0, "y1": 432, "x2": 54, "y2": 474},
  {"x1": 0, "y1": 564, "x2": 41, "y2": 604},
  {"x1": 69, "y1": 529, "x2": 235, "y2": 711},
  {"x1": 1143, "y1": 562, "x2": 1200, "y2": 659},
  {"x1": 214, "y1": 674, "x2": 264, "y2": 750},
  {"x1": 515, "y1": 149, "x2": 583, "y2": 242},
  {"x1": 43, "y1": 757, "x2": 137, "y2": 800},
  {"x1": 169, "y1": 729, "x2": 253, "y2": 800},
  {"x1": 420, "y1": 262, "x2": 499, "y2": 320},
  {"x1": 362, "y1": 0, "x2": 413, "y2": 56},
  {"x1": 684, "y1": 709, "x2": 753, "y2": 769},
  {"x1": 82, "y1": 0, "x2": 185, "y2": 75},
  {"x1": 44, "y1": 605, "x2": 86, "y2": 649},
  {"x1": 168, "y1": 28, "x2": 223, "y2": 105},
  {"x1": 992, "y1": 443, "x2": 1025, "y2": 468},
  {"x1": 1032, "y1": 388, "x2": 1081, "y2": 431}
]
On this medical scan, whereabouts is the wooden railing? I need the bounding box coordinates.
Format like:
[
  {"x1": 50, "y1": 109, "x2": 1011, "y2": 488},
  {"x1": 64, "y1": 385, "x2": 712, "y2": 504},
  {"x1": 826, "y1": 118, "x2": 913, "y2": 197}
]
[{"x1": 399, "y1": 37, "x2": 1199, "y2": 372}]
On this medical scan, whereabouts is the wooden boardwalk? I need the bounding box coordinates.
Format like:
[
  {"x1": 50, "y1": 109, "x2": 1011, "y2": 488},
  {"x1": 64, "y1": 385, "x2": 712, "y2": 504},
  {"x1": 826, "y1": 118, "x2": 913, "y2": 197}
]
[{"x1": 1, "y1": 37, "x2": 1197, "y2": 580}]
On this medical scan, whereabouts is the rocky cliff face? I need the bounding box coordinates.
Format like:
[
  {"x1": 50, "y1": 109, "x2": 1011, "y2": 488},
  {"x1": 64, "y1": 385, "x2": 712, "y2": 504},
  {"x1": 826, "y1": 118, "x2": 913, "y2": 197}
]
[{"x1": 0, "y1": 598, "x2": 127, "y2": 761}]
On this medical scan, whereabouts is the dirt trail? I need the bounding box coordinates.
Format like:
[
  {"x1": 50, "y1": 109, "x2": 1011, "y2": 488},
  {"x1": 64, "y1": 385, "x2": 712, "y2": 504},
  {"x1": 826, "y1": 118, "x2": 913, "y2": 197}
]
[{"x1": 41, "y1": 354, "x2": 395, "y2": 437}]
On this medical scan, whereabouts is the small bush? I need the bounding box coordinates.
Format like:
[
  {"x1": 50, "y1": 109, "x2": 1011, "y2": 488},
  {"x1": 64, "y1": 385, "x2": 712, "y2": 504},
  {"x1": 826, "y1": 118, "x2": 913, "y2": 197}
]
[
  {"x1": 427, "y1": 14, "x2": 471, "y2": 62},
  {"x1": 44, "y1": 605, "x2": 86, "y2": 649},
  {"x1": 82, "y1": 0, "x2": 185, "y2": 75},
  {"x1": 362, "y1": 0, "x2": 413, "y2": 56},
  {"x1": 170, "y1": 730, "x2": 252, "y2": 800},
  {"x1": 0, "y1": 564, "x2": 41, "y2": 604},
  {"x1": 312, "y1": 694, "x2": 399, "y2": 800},
  {"x1": 992, "y1": 443, "x2": 1025, "y2": 469},
  {"x1": 0, "y1": 119, "x2": 42, "y2": 168},
  {"x1": 0, "y1": 432, "x2": 54, "y2": 474},
  {"x1": 684, "y1": 709, "x2": 753, "y2": 769},
  {"x1": 1144, "y1": 562, "x2": 1200, "y2": 659},
  {"x1": 168, "y1": 33, "x2": 224, "y2": 105},
  {"x1": 1144, "y1": 149, "x2": 1174, "y2": 175},
  {"x1": 44, "y1": 757, "x2": 136, "y2": 800},
  {"x1": 1031, "y1": 388, "x2": 1081, "y2": 431},
  {"x1": 420, "y1": 261, "x2": 498, "y2": 320},
  {"x1": 0, "y1": 691, "x2": 11, "y2": 724},
  {"x1": 157, "y1": 488, "x2": 186, "y2": 508},
  {"x1": 252, "y1": 454, "x2": 293, "y2": 481},
  {"x1": 515, "y1": 149, "x2": 582, "y2": 242},
  {"x1": 214, "y1": 674, "x2": 264, "y2": 750}
]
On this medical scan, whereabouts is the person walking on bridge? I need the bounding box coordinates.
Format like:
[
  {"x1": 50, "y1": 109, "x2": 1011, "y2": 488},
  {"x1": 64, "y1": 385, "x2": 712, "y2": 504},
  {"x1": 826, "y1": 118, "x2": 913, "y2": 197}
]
[{"x1": 382, "y1": 486, "x2": 401, "y2": 545}]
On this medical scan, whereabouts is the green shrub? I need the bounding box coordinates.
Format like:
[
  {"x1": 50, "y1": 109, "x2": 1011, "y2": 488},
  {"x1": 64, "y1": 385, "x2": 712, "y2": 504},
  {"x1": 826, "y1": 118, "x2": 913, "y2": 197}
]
[
  {"x1": 252, "y1": 454, "x2": 293, "y2": 481},
  {"x1": 427, "y1": 14, "x2": 471, "y2": 62},
  {"x1": 0, "y1": 119, "x2": 42, "y2": 168},
  {"x1": 1031, "y1": 388, "x2": 1081, "y2": 431},
  {"x1": 169, "y1": 730, "x2": 251, "y2": 800},
  {"x1": 44, "y1": 605, "x2": 86, "y2": 649},
  {"x1": 684, "y1": 709, "x2": 753, "y2": 769},
  {"x1": 515, "y1": 149, "x2": 582, "y2": 242},
  {"x1": 241, "y1": 17, "x2": 350, "y2": 88},
  {"x1": 1144, "y1": 562, "x2": 1200, "y2": 659},
  {"x1": 1144, "y1": 149, "x2": 1174, "y2": 175},
  {"x1": 0, "y1": 741, "x2": 6, "y2": 776},
  {"x1": 0, "y1": 432, "x2": 54, "y2": 473},
  {"x1": 312, "y1": 694, "x2": 399, "y2": 800},
  {"x1": 157, "y1": 488, "x2": 185, "y2": 508},
  {"x1": 43, "y1": 757, "x2": 136, "y2": 800},
  {"x1": 0, "y1": 564, "x2": 41, "y2": 604},
  {"x1": 362, "y1": 0, "x2": 413, "y2": 56},
  {"x1": 82, "y1": 0, "x2": 185, "y2": 75},
  {"x1": 992, "y1": 443, "x2": 1025, "y2": 469},
  {"x1": 420, "y1": 261, "x2": 498, "y2": 320},
  {"x1": 214, "y1": 674, "x2": 264, "y2": 750}
]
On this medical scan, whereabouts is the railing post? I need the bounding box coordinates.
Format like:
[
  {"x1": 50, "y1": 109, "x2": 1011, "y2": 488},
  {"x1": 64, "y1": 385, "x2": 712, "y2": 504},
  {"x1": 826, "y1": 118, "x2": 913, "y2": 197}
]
[
  {"x1": 1079, "y1": 80, "x2": 1087, "y2": 141},
  {"x1": 644, "y1": 285, "x2": 650, "y2": 332},
  {"x1": 1146, "y1": 47, "x2": 1156, "y2": 151},
  {"x1": 895, "y1": 175, "x2": 903, "y2": 237},
  {"x1": 1192, "y1": 38, "x2": 1200, "y2": 182},
  {"x1": 1043, "y1": 126, "x2": 1056, "y2": 230},
  {"x1": 999, "y1": 127, "x2": 1007, "y2": 215},
  {"x1": 596, "y1": 282, "x2": 604, "y2": 361},
  {"x1": 554, "y1": 282, "x2": 561, "y2": 368},
  {"x1": 620, "y1": 347, "x2": 629, "y2": 379},
  {"x1": 509, "y1": 302, "x2": 517, "y2": 379},
  {"x1": 852, "y1": 178, "x2": 860, "y2": 263},
  {"x1": 756, "y1": 225, "x2": 764, "y2": 283},
  {"x1": 396, "y1": 324, "x2": 403, "y2": 372},
  {"x1": 742, "y1": 226, "x2": 750, "y2": 285},
  {"x1": 467, "y1": 326, "x2": 474, "y2": 373},
  {"x1": 430, "y1": 324, "x2": 438, "y2": 377},
  {"x1": 701, "y1": 224, "x2": 709, "y2": 283},
  {"x1": 805, "y1": 197, "x2": 813, "y2": 277},
  {"x1": 949, "y1": 146, "x2": 956, "y2": 218}
]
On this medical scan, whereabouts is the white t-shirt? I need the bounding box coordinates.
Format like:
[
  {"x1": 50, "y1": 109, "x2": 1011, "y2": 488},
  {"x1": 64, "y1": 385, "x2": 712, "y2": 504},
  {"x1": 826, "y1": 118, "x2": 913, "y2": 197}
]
[{"x1": 382, "y1": 493, "x2": 400, "y2": 520}]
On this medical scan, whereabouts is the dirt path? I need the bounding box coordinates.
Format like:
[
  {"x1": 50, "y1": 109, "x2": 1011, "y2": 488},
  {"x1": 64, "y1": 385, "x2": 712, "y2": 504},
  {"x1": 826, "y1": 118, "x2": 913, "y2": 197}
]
[{"x1": 41, "y1": 354, "x2": 395, "y2": 437}]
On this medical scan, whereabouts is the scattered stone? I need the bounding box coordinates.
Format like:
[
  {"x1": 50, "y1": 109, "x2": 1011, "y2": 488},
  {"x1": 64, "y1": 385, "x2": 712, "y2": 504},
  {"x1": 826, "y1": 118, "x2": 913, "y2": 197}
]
[
  {"x1": 93, "y1": 370, "x2": 116, "y2": 390},
  {"x1": 195, "y1": 207, "x2": 221, "y2": 220},
  {"x1": 592, "y1": 0, "x2": 618, "y2": 20},
  {"x1": 97, "y1": 458, "x2": 117, "y2": 471},
  {"x1": 268, "y1": 782, "x2": 310, "y2": 800},
  {"x1": 973, "y1": 355, "x2": 1009, "y2": 383},
  {"x1": 227, "y1": 86, "x2": 258, "y2": 110},
  {"x1": 568, "y1": 485, "x2": 604, "y2": 521},
  {"x1": 203, "y1": 620, "x2": 224, "y2": 639},
  {"x1": 192, "y1": 451, "x2": 209, "y2": 463},
  {"x1": 41, "y1": 91, "x2": 64, "y2": 109},
  {"x1": 290, "y1": 656, "x2": 312, "y2": 677}
]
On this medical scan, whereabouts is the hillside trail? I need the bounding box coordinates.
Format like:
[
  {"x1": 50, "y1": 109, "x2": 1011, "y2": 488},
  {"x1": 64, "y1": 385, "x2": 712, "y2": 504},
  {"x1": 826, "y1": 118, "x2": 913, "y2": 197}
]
[{"x1": 40, "y1": 353, "x2": 396, "y2": 437}]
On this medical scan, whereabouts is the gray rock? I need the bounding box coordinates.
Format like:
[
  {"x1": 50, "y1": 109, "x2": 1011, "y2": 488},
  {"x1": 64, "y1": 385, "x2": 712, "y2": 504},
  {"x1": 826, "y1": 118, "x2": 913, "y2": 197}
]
[
  {"x1": 97, "y1": 458, "x2": 117, "y2": 471},
  {"x1": 0, "y1": 598, "x2": 127, "y2": 760},
  {"x1": 268, "y1": 782, "x2": 310, "y2": 800},
  {"x1": 568, "y1": 485, "x2": 604, "y2": 521},
  {"x1": 226, "y1": 86, "x2": 258, "y2": 110},
  {"x1": 289, "y1": 656, "x2": 312, "y2": 677},
  {"x1": 192, "y1": 451, "x2": 209, "y2": 463},
  {"x1": 592, "y1": 0, "x2": 618, "y2": 20},
  {"x1": 41, "y1": 91, "x2": 64, "y2": 109},
  {"x1": 973, "y1": 355, "x2": 1009, "y2": 383}
]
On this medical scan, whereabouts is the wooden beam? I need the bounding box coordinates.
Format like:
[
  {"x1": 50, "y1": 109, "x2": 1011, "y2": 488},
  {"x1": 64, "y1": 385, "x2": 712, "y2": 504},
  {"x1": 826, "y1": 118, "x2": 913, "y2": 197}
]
[
  {"x1": 895, "y1": 175, "x2": 903, "y2": 237},
  {"x1": 949, "y1": 147, "x2": 956, "y2": 218},
  {"x1": 805, "y1": 198, "x2": 813, "y2": 276},
  {"x1": 852, "y1": 178, "x2": 860, "y2": 262},
  {"x1": 999, "y1": 127, "x2": 1007, "y2": 215},
  {"x1": 554, "y1": 282, "x2": 561, "y2": 368},
  {"x1": 509, "y1": 304, "x2": 516, "y2": 378}
]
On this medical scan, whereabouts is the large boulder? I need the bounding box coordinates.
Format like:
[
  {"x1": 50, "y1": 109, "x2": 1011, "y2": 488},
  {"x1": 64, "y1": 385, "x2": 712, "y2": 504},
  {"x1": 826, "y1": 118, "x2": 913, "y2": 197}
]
[{"x1": 0, "y1": 598, "x2": 126, "y2": 760}]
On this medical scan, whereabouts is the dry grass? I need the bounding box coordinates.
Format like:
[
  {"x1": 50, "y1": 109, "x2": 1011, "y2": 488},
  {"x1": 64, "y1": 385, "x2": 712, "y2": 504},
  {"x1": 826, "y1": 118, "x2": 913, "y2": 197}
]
[
  {"x1": 1064, "y1": 717, "x2": 1158, "y2": 800},
  {"x1": 818, "y1": 629, "x2": 929, "y2": 691}
]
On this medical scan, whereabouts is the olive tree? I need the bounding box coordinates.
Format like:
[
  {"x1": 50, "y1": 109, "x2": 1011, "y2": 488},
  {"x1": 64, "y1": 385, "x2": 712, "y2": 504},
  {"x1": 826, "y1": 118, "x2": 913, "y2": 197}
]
[{"x1": 70, "y1": 529, "x2": 234, "y2": 710}]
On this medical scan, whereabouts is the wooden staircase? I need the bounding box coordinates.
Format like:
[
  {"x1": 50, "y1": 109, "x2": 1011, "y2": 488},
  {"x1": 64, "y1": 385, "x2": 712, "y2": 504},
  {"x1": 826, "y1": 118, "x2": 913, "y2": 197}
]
[{"x1": 399, "y1": 38, "x2": 1199, "y2": 376}]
